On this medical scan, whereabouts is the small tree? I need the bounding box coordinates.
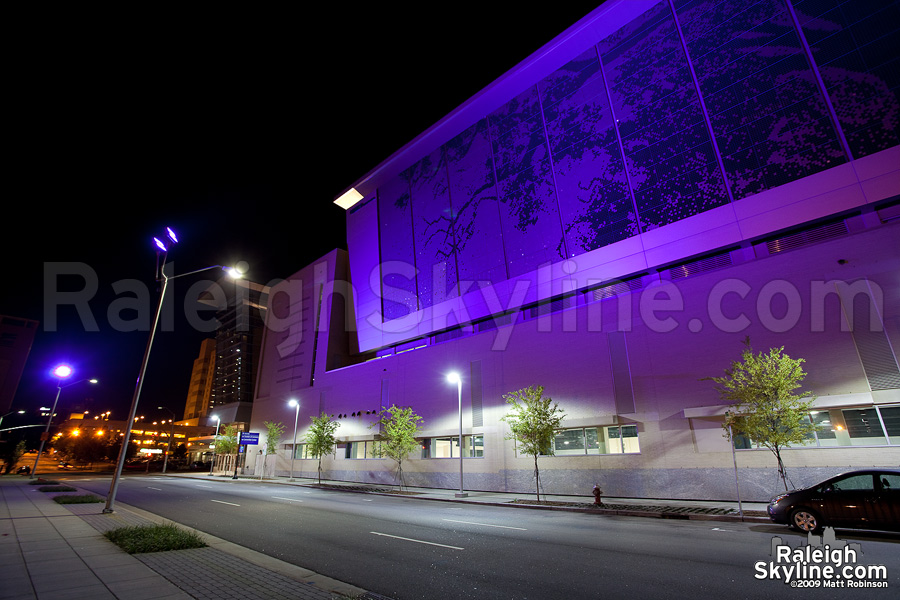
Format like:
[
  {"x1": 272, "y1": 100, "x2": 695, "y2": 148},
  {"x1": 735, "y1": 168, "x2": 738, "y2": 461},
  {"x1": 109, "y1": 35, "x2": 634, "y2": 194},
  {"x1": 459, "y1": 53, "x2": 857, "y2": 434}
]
[
  {"x1": 260, "y1": 421, "x2": 285, "y2": 479},
  {"x1": 2, "y1": 440, "x2": 27, "y2": 474},
  {"x1": 370, "y1": 405, "x2": 423, "y2": 491},
  {"x1": 215, "y1": 425, "x2": 238, "y2": 466},
  {"x1": 501, "y1": 385, "x2": 566, "y2": 501},
  {"x1": 304, "y1": 413, "x2": 341, "y2": 484},
  {"x1": 705, "y1": 337, "x2": 816, "y2": 491}
]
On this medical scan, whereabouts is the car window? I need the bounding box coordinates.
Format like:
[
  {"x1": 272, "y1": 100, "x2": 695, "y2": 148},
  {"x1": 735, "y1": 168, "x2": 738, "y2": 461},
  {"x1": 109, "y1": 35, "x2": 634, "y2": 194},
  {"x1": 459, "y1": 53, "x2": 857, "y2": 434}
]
[
  {"x1": 831, "y1": 474, "x2": 874, "y2": 491},
  {"x1": 880, "y1": 474, "x2": 899, "y2": 490}
]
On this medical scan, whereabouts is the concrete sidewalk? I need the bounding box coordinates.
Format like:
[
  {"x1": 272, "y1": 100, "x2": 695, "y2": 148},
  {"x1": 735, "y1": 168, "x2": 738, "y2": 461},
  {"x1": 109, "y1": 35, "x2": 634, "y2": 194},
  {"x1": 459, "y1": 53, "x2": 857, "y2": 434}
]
[
  {"x1": 0, "y1": 477, "x2": 367, "y2": 600},
  {"x1": 1, "y1": 472, "x2": 771, "y2": 599}
]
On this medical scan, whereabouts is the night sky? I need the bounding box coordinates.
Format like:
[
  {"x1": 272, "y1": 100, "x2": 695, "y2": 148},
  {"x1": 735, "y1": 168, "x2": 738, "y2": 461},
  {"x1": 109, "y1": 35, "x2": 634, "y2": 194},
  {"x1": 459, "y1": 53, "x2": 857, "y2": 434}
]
[{"x1": 4, "y1": 5, "x2": 601, "y2": 428}]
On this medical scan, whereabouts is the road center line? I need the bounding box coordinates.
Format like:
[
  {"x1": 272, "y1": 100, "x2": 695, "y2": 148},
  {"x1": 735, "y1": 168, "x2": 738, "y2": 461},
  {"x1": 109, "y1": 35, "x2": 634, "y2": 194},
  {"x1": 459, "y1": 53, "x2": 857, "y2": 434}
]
[
  {"x1": 272, "y1": 497, "x2": 303, "y2": 502},
  {"x1": 211, "y1": 500, "x2": 240, "y2": 506},
  {"x1": 147, "y1": 487, "x2": 162, "y2": 491},
  {"x1": 370, "y1": 532, "x2": 464, "y2": 550},
  {"x1": 441, "y1": 519, "x2": 527, "y2": 530}
]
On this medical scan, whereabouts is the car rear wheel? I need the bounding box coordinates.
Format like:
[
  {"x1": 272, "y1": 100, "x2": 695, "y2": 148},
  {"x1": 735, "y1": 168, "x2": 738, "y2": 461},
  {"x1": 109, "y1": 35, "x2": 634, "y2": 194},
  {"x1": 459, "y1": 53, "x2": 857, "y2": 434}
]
[{"x1": 789, "y1": 508, "x2": 822, "y2": 533}]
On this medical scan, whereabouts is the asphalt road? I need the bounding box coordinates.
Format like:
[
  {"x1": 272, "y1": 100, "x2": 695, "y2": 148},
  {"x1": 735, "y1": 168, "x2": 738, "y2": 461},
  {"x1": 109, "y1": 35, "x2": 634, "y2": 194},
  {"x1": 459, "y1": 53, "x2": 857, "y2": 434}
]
[{"x1": 69, "y1": 475, "x2": 899, "y2": 599}]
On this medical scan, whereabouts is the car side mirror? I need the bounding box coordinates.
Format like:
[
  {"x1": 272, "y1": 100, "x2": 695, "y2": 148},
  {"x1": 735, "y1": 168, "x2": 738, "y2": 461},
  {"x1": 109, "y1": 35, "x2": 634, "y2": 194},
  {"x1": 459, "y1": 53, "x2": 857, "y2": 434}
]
[{"x1": 822, "y1": 485, "x2": 834, "y2": 493}]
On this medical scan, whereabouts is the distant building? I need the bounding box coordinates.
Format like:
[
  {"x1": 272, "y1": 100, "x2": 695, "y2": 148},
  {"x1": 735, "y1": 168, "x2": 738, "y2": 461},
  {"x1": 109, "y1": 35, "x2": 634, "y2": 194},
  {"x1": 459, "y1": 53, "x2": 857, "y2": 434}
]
[
  {"x1": 198, "y1": 277, "x2": 269, "y2": 425},
  {"x1": 248, "y1": 1, "x2": 899, "y2": 499},
  {"x1": 181, "y1": 338, "x2": 216, "y2": 424},
  {"x1": 0, "y1": 315, "x2": 38, "y2": 414}
]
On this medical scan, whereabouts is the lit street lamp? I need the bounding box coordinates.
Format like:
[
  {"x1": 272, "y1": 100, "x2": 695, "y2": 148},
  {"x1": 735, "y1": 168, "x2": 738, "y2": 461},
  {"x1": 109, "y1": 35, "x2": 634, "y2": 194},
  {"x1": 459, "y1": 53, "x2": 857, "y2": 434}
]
[
  {"x1": 158, "y1": 406, "x2": 176, "y2": 473},
  {"x1": 288, "y1": 399, "x2": 300, "y2": 481},
  {"x1": 446, "y1": 372, "x2": 467, "y2": 497},
  {"x1": 0, "y1": 409, "x2": 25, "y2": 432},
  {"x1": 209, "y1": 415, "x2": 220, "y2": 475},
  {"x1": 31, "y1": 365, "x2": 97, "y2": 478},
  {"x1": 104, "y1": 226, "x2": 242, "y2": 513}
]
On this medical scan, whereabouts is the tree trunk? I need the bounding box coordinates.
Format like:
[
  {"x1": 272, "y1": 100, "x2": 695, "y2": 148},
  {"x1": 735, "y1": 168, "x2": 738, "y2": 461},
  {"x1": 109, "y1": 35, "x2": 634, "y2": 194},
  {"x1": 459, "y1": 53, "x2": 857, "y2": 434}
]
[
  {"x1": 317, "y1": 456, "x2": 323, "y2": 484},
  {"x1": 533, "y1": 455, "x2": 541, "y2": 502},
  {"x1": 774, "y1": 447, "x2": 788, "y2": 491}
]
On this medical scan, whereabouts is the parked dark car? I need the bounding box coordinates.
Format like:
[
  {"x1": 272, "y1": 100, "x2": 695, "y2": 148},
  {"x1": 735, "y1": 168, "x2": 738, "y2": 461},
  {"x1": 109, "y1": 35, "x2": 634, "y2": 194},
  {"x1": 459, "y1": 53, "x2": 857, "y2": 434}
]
[{"x1": 767, "y1": 469, "x2": 900, "y2": 533}]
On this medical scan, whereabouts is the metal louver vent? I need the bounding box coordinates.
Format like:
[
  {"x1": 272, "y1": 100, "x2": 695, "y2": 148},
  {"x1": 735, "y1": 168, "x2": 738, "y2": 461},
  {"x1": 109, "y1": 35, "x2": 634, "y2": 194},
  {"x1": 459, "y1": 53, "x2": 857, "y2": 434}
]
[
  {"x1": 432, "y1": 327, "x2": 465, "y2": 344},
  {"x1": 766, "y1": 220, "x2": 848, "y2": 254},
  {"x1": 528, "y1": 296, "x2": 573, "y2": 319},
  {"x1": 668, "y1": 252, "x2": 733, "y2": 280},
  {"x1": 592, "y1": 277, "x2": 643, "y2": 301}
]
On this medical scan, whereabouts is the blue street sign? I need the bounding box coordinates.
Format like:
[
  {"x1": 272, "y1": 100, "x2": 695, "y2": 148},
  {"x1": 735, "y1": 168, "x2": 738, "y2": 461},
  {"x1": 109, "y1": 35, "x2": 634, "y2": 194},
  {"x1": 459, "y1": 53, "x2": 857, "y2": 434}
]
[{"x1": 239, "y1": 432, "x2": 259, "y2": 445}]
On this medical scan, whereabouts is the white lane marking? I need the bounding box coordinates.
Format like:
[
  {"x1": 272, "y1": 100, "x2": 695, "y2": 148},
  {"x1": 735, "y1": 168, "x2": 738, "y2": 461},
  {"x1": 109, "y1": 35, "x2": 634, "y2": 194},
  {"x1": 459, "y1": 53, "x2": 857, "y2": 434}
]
[
  {"x1": 711, "y1": 527, "x2": 737, "y2": 532},
  {"x1": 211, "y1": 500, "x2": 240, "y2": 506},
  {"x1": 370, "y1": 532, "x2": 463, "y2": 550},
  {"x1": 195, "y1": 485, "x2": 212, "y2": 488},
  {"x1": 442, "y1": 519, "x2": 527, "y2": 531},
  {"x1": 272, "y1": 497, "x2": 303, "y2": 502},
  {"x1": 147, "y1": 487, "x2": 163, "y2": 491}
]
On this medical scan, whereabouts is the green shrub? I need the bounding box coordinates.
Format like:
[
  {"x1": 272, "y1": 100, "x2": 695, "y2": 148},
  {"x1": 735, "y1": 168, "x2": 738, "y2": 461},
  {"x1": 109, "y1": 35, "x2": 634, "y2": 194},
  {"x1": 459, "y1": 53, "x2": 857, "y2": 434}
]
[
  {"x1": 104, "y1": 523, "x2": 207, "y2": 554},
  {"x1": 53, "y1": 494, "x2": 103, "y2": 504},
  {"x1": 39, "y1": 485, "x2": 76, "y2": 492}
]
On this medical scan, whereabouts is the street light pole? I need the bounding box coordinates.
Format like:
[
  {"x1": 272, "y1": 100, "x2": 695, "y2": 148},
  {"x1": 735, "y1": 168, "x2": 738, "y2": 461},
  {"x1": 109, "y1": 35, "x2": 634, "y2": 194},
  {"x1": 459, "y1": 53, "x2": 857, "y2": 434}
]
[
  {"x1": 104, "y1": 227, "x2": 242, "y2": 513},
  {"x1": 158, "y1": 406, "x2": 176, "y2": 473},
  {"x1": 288, "y1": 399, "x2": 300, "y2": 481},
  {"x1": 209, "y1": 416, "x2": 220, "y2": 476},
  {"x1": 446, "y1": 372, "x2": 467, "y2": 498},
  {"x1": 31, "y1": 366, "x2": 97, "y2": 478}
]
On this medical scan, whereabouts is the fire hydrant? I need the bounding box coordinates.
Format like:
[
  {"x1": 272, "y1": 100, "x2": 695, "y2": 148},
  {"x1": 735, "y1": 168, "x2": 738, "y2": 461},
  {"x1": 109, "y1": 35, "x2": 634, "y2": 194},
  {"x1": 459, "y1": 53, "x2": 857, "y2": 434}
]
[{"x1": 592, "y1": 484, "x2": 603, "y2": 506}]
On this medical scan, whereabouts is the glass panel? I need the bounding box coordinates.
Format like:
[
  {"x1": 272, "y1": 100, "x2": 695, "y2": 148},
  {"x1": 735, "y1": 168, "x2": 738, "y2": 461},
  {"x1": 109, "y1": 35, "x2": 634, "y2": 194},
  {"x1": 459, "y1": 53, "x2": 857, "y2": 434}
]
[
  {"x1": 432, "y1": 438, "x2": 453, "y2": 458},
  {"x1": 585, "y1": 427, "x2": 601, "y2": 455},
  {"x1": 471, "y1": 435, "x2": 484, "y2": 458},
  {"x1": 349, "y1": 442, "x2": 367, "y2": 459},
  {"x1": 621, "y1": 424, "x2": 640, "y2": 453},
  {"x1": 809, "y1": 410, "x2": 839, "y2": 446},
  {"x1": 878, "y1": 406, "x2": 900, "y2": 445},
  {"x1": 842, "y1": 408, "x2": 887, "y2": 445},
  {"x1": 554, "y1": 429, "x2": 586, "y2": 455},
  {"x1": 605, "y1": 426, "x2": 623, "y2": 454}
]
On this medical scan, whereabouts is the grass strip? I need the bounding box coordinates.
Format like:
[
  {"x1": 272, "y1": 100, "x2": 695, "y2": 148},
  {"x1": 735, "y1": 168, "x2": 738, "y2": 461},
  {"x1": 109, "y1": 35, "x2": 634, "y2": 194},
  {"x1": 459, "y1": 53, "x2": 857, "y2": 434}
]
[
  {"x1": 104, "y1": 523, "x2": 207, "y2": 554},
  {"x1": 39, "y1": 485, "x2": 77, "y2": 492},
  {"x1": 53, "y1": 494, "x2": 103, "y2": 504}
]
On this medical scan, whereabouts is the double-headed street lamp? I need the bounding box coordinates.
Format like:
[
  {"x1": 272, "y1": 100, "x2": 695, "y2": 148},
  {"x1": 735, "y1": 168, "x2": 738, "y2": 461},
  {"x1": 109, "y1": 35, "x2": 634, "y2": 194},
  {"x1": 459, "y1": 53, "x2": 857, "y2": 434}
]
[
  {"x1": 288, "y1": 399, "x2": 300, "y2": 481},
  {"x1": 31, "y1": 365, "x2": 97, "y2": 478},
  {"x1": 104, "y1": 227, "x2": 242, "y2": 513},
  {"x1": 446, "y1": 372, "x2": 467, "y2": 498}
]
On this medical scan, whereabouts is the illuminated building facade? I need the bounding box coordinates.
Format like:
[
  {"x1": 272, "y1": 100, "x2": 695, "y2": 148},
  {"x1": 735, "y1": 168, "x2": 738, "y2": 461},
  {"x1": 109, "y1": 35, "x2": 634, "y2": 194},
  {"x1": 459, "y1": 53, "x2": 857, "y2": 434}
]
[{"x1": 248, "y1": 0, "x2": 899, "y2": 499}]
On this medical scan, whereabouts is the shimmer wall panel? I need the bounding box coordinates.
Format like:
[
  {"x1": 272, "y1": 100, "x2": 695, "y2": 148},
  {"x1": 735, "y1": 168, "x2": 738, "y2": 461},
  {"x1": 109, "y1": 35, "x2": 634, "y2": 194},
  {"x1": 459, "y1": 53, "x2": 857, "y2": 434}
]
[
  {"x1": 489, "y1": 86, "x2": 566, "y2": 276},
  {"x1": 445, "y1": 119, "x2": 508, "y2": 286},
  {"x1": 598, "y1": 1, "x2": 729, "y2": 231},
  {"x1": 677, "y1": 0, "x2": 846, "y2": 200},
  {"x1": 540, "y1": 48, "x2": 638, "y2": 256},
  {"x1": 378, "y1": 173, "x2": 417, "y2": 320},
  {"x1": 410, "y1": 148, "x2": 457, "y2": 308},
  {"x1": 794, "y1": 0, "x2": 900, "y2": 158},
  {"x1": 371, "y1": 0, "x2": 900, "y2": 324}
]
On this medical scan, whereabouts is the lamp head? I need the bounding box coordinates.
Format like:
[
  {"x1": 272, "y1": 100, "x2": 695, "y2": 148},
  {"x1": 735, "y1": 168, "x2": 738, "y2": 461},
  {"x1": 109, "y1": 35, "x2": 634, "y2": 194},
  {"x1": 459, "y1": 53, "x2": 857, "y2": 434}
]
[
  {"x1": 53, "y1": 365, "x2": 73, "y2": 379},
  {"x1": 288, "y1": 399, "x2": 298, "y2": 408},
  {"x1": 166, "y1": 227, "x2": 178, "y2": 244},
  {"x1": 153, "y1": 237, "x2": 168, "y2": 252},
  {"x1": 447, "y1": 372, "x2": 460, "y2": 384}
]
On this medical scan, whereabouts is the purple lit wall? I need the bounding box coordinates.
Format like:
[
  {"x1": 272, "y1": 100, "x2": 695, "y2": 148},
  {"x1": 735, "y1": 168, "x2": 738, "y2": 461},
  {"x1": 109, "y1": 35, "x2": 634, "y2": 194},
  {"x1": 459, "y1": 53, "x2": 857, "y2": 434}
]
[{"x1": 360, "y1": 0, "x2": 898, "y2": 329}]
